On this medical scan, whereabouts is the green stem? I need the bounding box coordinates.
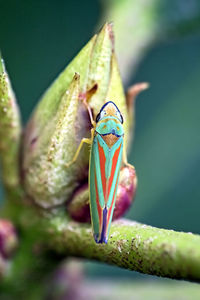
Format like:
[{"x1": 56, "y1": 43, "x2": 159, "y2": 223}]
[
  {"x1": 2, "y1": 200, "x2": 200, "y2": 292},
  {"x1": 42, "y1": 214, "x2": 200, "y2": 282}
]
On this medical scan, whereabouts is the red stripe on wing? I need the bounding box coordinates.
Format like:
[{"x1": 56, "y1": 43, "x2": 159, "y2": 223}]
[
  {"x1": 105, "y1": 145, "x2": 121, "y2": 235},
  {"x1": 106, "y1": 176, "x2": 119, "y2": 234},
  {"x1": 97, "y1": 141, "x2": 107, "y2": 199},
  {"x1": 107, "y1": 145, "x2": 121, "y2": 201},
  {"x1": 94, "y1": 169, "x2": 102, "y2": 232}
]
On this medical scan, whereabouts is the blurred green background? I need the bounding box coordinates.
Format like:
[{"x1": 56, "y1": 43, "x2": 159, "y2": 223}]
[{"x1": 1, "y1": 0, "x2": 200, "y2": 297}]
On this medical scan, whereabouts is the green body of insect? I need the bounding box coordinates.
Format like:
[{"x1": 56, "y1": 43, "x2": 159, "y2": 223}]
[
  {"x1": 67, "y1": 101, "x2": 131, "y2": 244},
  {"x1": 89, "y1": 101, "x2": 124, "y2": 243}
]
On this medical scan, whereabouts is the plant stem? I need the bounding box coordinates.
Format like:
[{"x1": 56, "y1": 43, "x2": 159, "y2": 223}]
[{"x1": 43, "y1": 214, "x2": 200, "y2": 282}]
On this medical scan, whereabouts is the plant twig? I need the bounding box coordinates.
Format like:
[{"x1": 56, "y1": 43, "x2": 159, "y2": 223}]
[{"x1": 42, "y1": 214, "x2": 200, "y2": 282}]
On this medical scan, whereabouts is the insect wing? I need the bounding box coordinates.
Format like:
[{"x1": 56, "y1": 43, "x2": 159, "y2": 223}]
[{"x1": 89, "y1": 134, "x2": 123, "y2": 243}]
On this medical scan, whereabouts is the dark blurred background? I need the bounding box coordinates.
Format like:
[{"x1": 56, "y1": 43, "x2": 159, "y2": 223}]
[{"x1": 1, "y1": 0, "x2": 200, "y2": 296}]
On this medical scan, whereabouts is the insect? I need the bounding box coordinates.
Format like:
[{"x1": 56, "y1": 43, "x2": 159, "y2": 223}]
[{"x1": 67, "y1": 101, "x2": 132, "y2": 244}]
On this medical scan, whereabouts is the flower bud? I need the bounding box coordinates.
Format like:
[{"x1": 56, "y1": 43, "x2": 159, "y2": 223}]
[
  {"x1": 0, "y1": 55, "x2": 21, "y2": 189},
  {"x1": 22, "y1": 24, "x2": 132, "y2": 209},
  {"x1": 0, "y1": 219, "x2": 18, "y2": 259},
  {"x1": 23, "y1": 74, "x2": 88, "y2": 208},
  {"x1": 113, "y1": 165, "x2": 137, "y2": 220},
  {"x1": 0, "y1": 219, "x2": 18, "y2": 278},
  {"x1": 67, "y1": 165, "x2": 137, "y2": 222},
  {"x1": 47, "y1": 260, "x2": 84, "y2": 300}
]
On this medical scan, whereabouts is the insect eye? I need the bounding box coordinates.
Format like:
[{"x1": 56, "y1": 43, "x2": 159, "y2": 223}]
[{"x1": 96, "y1": 113, "x2": 100, "y2": 123}]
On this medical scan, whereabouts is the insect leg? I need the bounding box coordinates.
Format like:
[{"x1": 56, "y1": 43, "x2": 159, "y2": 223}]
[
  {"x1": 82, "y1": 100, "x2": 96, "y2": 128},
  {"x1": 65, "y1": 138, "x2": 91, "y2": 168},
  {"x1": 65, "y1": 128, "x2": 95, "y2": 168},
  {"x1": 122, "y1": 146, "x2": 135, "y2": 169},
  {"x1": 80, "y1": 83, "x2": 97, "y2": 127}
]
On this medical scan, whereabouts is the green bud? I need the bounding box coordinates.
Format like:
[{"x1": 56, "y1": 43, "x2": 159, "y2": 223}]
[
  {"x1": 0, "y1": 55, "x2": 21, "y2": 189},
  {"x1": 23, "y1": 74, "x2": 89, "y2": 208},
  {"x1": 22, "y1": 23, "x2": 145, "y2": 210}
]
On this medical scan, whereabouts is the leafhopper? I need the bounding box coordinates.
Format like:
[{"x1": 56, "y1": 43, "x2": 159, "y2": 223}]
[{"x1": 67, "y1": 101, "x2": 133, "y2": 243}]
